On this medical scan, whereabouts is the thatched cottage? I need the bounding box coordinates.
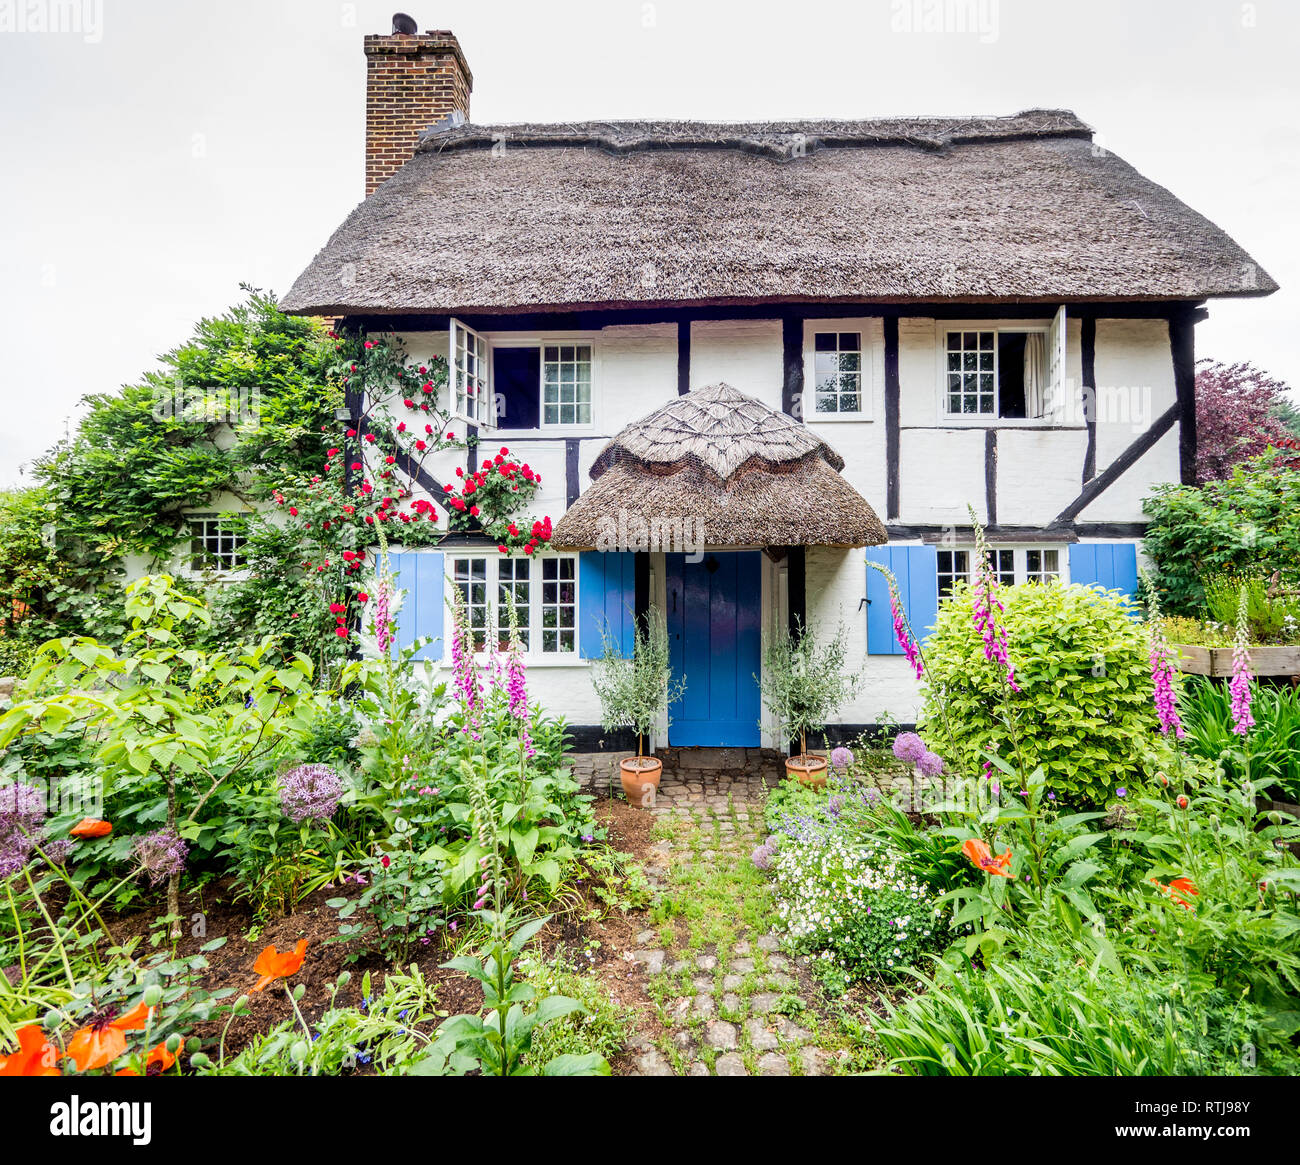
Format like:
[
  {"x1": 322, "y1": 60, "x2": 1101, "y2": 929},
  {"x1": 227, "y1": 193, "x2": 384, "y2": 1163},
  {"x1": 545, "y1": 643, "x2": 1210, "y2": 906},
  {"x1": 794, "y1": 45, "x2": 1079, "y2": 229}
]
[{"x1": 281, "y1": 24, "x2": 1275, "y2": 747}]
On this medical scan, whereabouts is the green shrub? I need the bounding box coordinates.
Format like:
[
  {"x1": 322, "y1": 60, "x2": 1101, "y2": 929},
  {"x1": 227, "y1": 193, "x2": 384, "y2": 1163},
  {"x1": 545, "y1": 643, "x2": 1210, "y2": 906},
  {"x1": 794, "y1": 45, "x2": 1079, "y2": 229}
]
[
  {"x1": 1142, "y1": 451, "x2": 1300, "y2": 614},
  {"x1": 922, "y1": 581, "x2": 1156, "y2": 805}
]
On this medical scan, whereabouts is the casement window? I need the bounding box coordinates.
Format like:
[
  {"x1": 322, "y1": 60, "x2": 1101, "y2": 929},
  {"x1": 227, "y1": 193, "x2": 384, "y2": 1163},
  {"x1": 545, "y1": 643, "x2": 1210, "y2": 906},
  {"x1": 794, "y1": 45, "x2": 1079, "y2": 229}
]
[
  {"x1": 542, "y1": 345, "x2": 592, "y2": 426},
  {"x1": 802, "y1": 320, "x2": 875, "y2": 419},
  {"x1": 936, "y1": 546, "x2": 1064, "y2": 598},
  {"x1": 451, "y1": 324, "x2": 596, "y2": 430},
  {"x1": 812, "y1": 331, "x2": 863, "y2": 415},
  {"x1": 450, "y1": 320, "x2": 490, "y2": 424},
  {"x1": 188, "y1": 513, "x2": 247, "y2": 571},
  {"x1": 450, "y1": 553, "x2": 578, "y2": 655},
  {"x1": 939, "y1": 308, "x2": 1066, "y2": 421}
]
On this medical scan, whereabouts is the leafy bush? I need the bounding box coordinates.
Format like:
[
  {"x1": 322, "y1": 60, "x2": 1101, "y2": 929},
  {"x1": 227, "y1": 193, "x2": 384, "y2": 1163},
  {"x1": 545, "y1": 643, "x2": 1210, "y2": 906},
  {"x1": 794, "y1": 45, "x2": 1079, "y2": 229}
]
[
  {"x1": 759, "y1": 619, "x2": 856, "y2": 759},
  {"x1": 922, "y1": 581, "x2": 1156, "y2": 806},
  {"x1": 1202, "y1": 574, "x2": 1300, "y2": 644},
  {"x1": 1142, "y1": 451, "x2": 1300, "y2": 614},
  {"x1": 1180, "y1": 676, "x2": 1300, "y2": 800}
]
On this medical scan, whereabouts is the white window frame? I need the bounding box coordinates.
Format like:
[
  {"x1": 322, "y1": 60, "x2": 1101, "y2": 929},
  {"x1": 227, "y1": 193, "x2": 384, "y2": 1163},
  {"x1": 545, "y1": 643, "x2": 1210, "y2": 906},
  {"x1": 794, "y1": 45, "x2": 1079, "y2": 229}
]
[
  {"x1": 186, "y1": 511, "x2": 250, "y2": 576},
  {"x1": 448, "y1": 552, "x2": 580, "y2": 658},
  {"x1": 474, "y1": 331, "x2": 601, "y2": 436},
  {"x1": 936, "y1": 544, "x2": 1067, "y2": 598},
  {"x1": 933, "y1": 315, "x2": 1064, "y2": 426},
  {"x1": 802, "y1": 319, "x2": 875, "y2": 421},
  {"x1": 449, "y1": 319, "x2": 491, "y2": 426}
]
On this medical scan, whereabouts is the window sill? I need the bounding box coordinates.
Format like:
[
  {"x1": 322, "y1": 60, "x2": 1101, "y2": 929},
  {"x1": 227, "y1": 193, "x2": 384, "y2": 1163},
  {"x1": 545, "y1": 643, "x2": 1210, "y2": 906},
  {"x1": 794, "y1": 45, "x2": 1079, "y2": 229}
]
[{"x1": 807, "y1": 413, "x2": 873, "y2": 424}]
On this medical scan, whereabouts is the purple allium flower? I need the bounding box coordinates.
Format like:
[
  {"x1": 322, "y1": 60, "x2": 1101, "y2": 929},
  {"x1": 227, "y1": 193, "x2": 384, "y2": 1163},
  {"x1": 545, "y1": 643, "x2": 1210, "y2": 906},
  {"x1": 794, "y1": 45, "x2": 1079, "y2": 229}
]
[
  {"x1": 830, "y1": 746, "x2": 854, "y2": 771},
  {"x1": 751, "y1": 837, "x2": 779, "y2": 871},
  {"x1": 1116, "y1": 787, "x2": 1127, "y2": 798},
  {"x1": 0, "y1": 781, "x2": 46, "y2": 877},
  {"x1": 41, "y1": 838, "x2": 75, "y2": 867},
  {"x1": 1229, "y1": 590, "x2": 1255, "y2": 737},
  {"x1": 892, "y1": 732, "x2": 928, "y2": 764},
  {"x1": 133, "y1": 828, "x2": 189, "y2": 885},
  {"x1": 279, "y1": 763, "x2": 345, "y2": 824},
  {"x1": 916, "y1": 750, "x2": 945, "y2": 778}
]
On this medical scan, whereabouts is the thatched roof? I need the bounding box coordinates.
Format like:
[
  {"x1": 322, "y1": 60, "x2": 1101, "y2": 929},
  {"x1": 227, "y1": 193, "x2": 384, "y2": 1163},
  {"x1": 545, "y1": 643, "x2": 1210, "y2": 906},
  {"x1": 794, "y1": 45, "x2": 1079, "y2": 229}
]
[
  {"x1": 283, "y1": 110, "x2": 1276, "y2": 315},
  {"x1": 550, "y1": 383, "x2": 886, "y2": 550}
]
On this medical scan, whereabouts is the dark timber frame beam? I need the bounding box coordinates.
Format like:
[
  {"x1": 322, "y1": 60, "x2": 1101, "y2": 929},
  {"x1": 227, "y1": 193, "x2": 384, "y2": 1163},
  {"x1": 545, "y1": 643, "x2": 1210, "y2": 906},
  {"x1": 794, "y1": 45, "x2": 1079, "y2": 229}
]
[{"x1": 884, "y1": 314, "x2": 901, "y2": 519}]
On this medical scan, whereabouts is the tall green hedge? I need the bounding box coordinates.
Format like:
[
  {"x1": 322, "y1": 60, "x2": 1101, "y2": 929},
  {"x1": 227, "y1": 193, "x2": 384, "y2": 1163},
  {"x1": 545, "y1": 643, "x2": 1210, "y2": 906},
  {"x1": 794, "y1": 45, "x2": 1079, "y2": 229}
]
[{"x1": 921, "y1": 581, "x2": 1157, "y2": 806}]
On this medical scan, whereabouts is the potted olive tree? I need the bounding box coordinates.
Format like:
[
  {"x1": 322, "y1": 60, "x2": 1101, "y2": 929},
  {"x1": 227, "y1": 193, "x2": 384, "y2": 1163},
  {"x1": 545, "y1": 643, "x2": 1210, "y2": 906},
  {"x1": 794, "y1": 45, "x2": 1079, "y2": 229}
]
[
  {"x1": 758, "y1": 617, "x2": 855, "y2": 787},
  {"x1": 590, "y1": 605, "x2": 686, "y2": 807}
]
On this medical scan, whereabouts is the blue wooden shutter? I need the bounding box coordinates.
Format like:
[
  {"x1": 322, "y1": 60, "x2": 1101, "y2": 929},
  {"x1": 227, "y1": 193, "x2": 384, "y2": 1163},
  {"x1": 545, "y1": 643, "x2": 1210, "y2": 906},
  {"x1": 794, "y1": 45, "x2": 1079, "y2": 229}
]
[
  {"x1": 578, "y1": 551, "x2": 636, "y2": 658},
  {"x1": 1068, "y1": 543, "x2": 1138, "y2": 601},
  {"x1": 865, "y1": 545, "x2": 939, "y2": 655},
  {"x1": 389, "y1": 551, "x2": 444, "y2": 660}
]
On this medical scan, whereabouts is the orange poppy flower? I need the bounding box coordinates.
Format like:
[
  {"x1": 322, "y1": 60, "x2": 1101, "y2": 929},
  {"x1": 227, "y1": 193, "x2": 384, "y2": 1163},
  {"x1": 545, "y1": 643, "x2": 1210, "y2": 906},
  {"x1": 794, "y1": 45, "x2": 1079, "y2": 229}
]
[
  {"x1": 0, "y1": 1025, "x2": 62, "y2": 1076},
  {"x1": 1150, "y1": 875, "x2": 1199, "y2": 910},
  {"x1": 114, "y1": 1040, "x2": 177, "y2": 1077},
  {"x1": 962, "y1": 838, "x2": 1014, "y2": 878},
  {"x1": 70, "y1": 818, "x2": 113, "y2": 839},
  {"x1": 65, "y1": 1001, "x2": 152, "y2": 1072},
  {"x1": 250, "y1": 939, "x2": 308, "y2": 992}
]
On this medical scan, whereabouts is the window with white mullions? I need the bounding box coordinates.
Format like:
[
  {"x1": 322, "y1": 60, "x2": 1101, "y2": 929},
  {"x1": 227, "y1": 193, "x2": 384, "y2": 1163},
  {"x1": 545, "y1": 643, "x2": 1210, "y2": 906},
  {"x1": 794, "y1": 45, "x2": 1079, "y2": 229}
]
[
  {"x1": 944, "y1": 326, "x2": 1054, "y2": 420},
  {"x1": 451, "y1": 554, "x2": 578, "y2": 656},
  {"x1": 1025, "y1": 548, "x2": 1062, "y2": 584},
  {"x1": 540, "y1": 557, "x2": 577, "y2": 654},
  {"x1": 497, "y1": 557, "x2": 531, "y2": 650},
  {"x1": 812, "y1": 332, "x2": 862, "y2": 414},
  {"x1": 542, "y1": 345, "x2": 592, "y2": 427},
  {"x1": 937, "y1": 549, "x2": 971, "y2": 599},
  {"x1": 937, "y1": 546, "x2": 1066, "y2": 597},
  {"x1": 453, "y1": 556, "x2": 490, "y2": 651},
  {"x1": 188, "y1": 513, "x2": 247, "y2": 571}
]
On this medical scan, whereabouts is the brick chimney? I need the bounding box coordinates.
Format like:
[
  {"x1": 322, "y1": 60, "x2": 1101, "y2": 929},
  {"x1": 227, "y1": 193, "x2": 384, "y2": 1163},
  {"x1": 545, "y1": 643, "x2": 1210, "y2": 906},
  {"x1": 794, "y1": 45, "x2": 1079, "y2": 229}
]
[{"x1": 363, "y1": 28, "x2": 472, "y2": 196}]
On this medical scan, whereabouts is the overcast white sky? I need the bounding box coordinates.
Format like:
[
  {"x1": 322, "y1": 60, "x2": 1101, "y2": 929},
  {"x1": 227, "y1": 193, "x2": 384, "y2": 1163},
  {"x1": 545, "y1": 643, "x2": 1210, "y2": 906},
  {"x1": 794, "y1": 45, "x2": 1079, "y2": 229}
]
[{"x1": 1, "y1": 0, "x2": 1297, "y2": 487}]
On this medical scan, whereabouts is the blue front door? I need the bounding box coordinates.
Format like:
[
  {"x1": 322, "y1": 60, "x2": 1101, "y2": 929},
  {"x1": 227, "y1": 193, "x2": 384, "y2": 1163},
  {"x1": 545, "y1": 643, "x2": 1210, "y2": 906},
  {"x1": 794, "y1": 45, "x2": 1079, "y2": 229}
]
[{"x1": 666, "y1": 551, "x2": 761, "y2": 747}]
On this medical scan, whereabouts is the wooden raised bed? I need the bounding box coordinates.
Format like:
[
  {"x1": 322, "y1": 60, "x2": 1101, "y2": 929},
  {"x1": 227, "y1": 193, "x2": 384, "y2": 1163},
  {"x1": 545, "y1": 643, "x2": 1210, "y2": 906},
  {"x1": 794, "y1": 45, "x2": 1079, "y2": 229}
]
[{"x1": 1173, "y1": 643, "x2": 1300, "y2": 678}]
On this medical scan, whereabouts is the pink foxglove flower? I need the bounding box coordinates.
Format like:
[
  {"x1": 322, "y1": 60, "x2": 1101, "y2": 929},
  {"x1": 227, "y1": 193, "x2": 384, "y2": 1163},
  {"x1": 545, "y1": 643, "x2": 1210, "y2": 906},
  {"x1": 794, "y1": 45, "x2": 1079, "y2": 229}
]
[
  {"x1": 1149, "y1": 622, "x2": 1184, "y2": 739},
  {"x1": 1229, "y1": 587, "x2": 1255, "y2": 736},
  {"x1": 970, "y1": 515, "x2": 1020, "y2": 693}
]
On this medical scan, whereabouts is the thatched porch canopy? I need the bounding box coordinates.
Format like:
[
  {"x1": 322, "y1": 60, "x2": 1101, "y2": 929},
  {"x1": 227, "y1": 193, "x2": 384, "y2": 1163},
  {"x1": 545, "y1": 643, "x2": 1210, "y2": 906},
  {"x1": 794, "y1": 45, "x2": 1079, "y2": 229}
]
[{"x1": 550, "y1": 383, "x2": 886, "y2": 551}]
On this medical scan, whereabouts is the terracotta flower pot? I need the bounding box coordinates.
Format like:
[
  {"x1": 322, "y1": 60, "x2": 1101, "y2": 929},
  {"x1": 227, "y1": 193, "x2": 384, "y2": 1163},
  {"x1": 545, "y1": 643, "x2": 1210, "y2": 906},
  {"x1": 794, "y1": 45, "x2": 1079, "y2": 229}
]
[
  {"x1": 620, "y1": 756, "x2": 663, "y2": 808},
  {"x1": 786, "y1": 753, "x2": 828, "y2": 789}
]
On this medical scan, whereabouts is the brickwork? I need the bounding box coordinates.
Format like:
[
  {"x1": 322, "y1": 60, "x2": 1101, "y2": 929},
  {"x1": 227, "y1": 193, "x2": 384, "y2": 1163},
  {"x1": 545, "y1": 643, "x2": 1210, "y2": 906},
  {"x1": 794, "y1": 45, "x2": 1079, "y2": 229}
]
[{"x1": 364, "y1": 30, "x2": 472, "y2": 196}]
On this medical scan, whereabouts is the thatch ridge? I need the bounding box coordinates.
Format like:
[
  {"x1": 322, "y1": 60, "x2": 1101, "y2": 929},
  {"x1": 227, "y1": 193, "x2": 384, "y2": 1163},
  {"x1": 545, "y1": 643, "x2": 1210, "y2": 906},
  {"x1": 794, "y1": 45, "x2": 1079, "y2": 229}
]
[
  {"x1": 416, "y1": 109, "x2": 1093, "y2": 159},
  {"x1": 283, "y1": 109, "x2": 1276, "y2": 315}
]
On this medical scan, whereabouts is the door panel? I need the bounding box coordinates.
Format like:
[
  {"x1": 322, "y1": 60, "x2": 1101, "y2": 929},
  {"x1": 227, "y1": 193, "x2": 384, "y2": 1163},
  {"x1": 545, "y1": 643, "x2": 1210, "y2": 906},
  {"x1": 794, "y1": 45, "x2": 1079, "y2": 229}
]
[{"x1": 666, "y1": 551, "x2": 761, "y2": 747}]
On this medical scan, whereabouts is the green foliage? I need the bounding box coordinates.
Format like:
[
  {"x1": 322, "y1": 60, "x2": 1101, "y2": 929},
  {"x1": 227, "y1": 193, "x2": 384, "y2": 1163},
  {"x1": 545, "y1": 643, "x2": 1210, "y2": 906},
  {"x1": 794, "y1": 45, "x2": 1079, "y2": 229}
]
[
  {"x1": 590, "y1": 605, "x2": 684, "y2": 754},
  {"x1": 873, "y1": 946, "x2": 1285, "y2": 1076},
  {"x1": 923, "y1": 581, "x2": 1156, "y2": 805},
  {"x1": 758, "y1": 618, "x2": 855, "y2": 758},
  {"x1": 35, "y1": 289, "x2": 332, "y2": 566},
  {"x1": 201, "y1": 968, "x2": 445, "y2": 1076},
  {"x1": 1202, "y1": 574, "x2": 1300, "y2": 644},
  {"x1": 414, "y1": 911, "x2": 609, "y2": 1077},
  {"x1": 1179, "y1": 676, "x2": 1300, "y2": 800},
  {"x1": 516, "y1": 949, "x2": 638, "y2": 1066},
  {"x1": 1142, "y1": 451, "x2": 1300, "y2": 614}
]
